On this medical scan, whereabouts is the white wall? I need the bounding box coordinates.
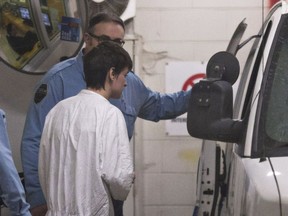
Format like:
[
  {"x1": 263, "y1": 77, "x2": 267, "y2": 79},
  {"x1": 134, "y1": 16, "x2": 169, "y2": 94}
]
[{"x1": 132, "y1": 0, "x2": 270, "y2": 216}]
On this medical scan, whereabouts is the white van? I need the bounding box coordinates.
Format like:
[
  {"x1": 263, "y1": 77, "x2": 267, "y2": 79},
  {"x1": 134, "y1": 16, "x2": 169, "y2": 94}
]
[{"x1": 187, "y1": 2, "x2": 288, "y2": 216}]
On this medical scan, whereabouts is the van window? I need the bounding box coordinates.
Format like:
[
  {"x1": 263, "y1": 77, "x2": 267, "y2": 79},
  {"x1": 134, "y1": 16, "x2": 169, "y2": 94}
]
[
  {"x1": 234, "y1": 21, "x2": 272, "y2": 156},
  {"x1": 257, "y1": 13, "x2": 288, "y2": 156}
]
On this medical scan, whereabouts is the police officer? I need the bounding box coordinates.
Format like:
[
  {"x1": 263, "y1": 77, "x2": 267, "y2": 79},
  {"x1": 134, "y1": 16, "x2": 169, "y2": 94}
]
[{"x1": 0, "y1": 109, "x2": 31, "y2": 216}]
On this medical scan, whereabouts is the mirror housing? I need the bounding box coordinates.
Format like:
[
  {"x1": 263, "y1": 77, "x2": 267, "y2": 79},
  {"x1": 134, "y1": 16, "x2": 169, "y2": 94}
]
[{"x1": 187, "y1": 51, "x2": 243, "y2": 143}]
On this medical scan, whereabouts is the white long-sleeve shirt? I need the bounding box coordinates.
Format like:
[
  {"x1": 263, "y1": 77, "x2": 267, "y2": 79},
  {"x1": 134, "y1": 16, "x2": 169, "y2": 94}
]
[{"x1": 39, "y1": 90, "x2": 134, "y2": 216}]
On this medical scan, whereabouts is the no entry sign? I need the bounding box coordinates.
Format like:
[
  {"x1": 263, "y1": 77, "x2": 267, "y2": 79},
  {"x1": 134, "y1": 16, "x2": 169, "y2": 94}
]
[
  {"x1": 182, "y1": 73, "x2": 206, "y2": 91},
  {"x1": 165, "y1": 61, "x2": 206, "y2": 136}
]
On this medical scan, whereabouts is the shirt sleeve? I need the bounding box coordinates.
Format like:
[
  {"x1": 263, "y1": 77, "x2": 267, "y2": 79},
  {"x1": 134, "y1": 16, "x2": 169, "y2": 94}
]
[
  {"x1": 0, "y1": 109, "x2": 31, "y2": 216},
  {"x1": 20, "y1": 74, "x2": 64, "y2": 208},
  {"x1": 131, "y1": 73, "x2": 191, "y2": 121},
  {"x1": 110, "y1": 72, "x2": 192, "y2": 139},
  {"x1": 101, "y1": 108, "x2": 134, "y2": 201}
]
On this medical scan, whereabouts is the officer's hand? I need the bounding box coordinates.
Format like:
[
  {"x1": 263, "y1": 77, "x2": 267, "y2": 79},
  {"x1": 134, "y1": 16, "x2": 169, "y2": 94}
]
[{"x1": 30, "y1": 204, "x2": 47, "y2": 216}]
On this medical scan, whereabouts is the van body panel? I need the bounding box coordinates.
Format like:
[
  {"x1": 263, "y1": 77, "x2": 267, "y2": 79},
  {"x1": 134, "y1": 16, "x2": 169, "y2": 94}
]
[{"x1": 189, "y1": 2, "x2": 288, "y2": 215}]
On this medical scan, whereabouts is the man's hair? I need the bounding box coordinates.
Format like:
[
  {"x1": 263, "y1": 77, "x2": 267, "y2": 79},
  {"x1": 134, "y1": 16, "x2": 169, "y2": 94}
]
[
  {"x1": 6, "y1": 23, "x2": 13, "y2": 36},
  {"x1": 87, "y1": 12, "x2": 125, "y2": 33},
  {"x1": 83, "y1": 41, "x2": 132, "y2": 89}
]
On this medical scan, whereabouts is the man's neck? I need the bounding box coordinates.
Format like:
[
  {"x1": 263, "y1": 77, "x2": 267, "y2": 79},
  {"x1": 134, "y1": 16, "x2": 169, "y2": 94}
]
[{"x1": 87, "y1": 87, "x2": 110, "y2": 99}]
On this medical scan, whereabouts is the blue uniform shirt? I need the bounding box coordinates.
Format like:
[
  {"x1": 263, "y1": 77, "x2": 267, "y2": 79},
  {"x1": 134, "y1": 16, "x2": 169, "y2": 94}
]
[
  {"x1": 21, "y1": 50, "x2": 191, "y2": 208},
  {"x1": 0, "y1": 109, "x2": 31, "y2": 216}
]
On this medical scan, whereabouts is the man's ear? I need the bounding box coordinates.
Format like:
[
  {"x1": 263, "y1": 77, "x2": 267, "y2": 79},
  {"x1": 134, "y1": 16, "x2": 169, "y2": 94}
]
[
  {"x1": 109, "y1": 67, "x2": 115, "y2": 80},
  {"x1": 83, "y1": 33, "x2": 91, "y2": 44}
]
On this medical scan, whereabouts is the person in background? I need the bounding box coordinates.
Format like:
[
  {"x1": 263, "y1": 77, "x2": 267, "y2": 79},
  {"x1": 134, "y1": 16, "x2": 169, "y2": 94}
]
[
  {"x1": 21, "y1": 12, "x2": 191, "y2": 216},
  {"x1": 0, "y1": 109, "x2": 31, "y2": 216},
  {"x1": 6, "y1": 23, "x2": 38, "y2": 56},
  {"x1": 39, "y1": 41, "x2": 134, "y2": 216}
]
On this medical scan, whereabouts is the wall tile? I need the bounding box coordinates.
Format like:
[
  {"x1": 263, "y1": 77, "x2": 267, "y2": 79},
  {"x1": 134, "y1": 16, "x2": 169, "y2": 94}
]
[
  {"x1": 162, "y1": 141, "x2": 202, "y2": 173},
  {"x1": 137, "y1": 0, "x2": 193, "y2": 8},
  {"x1": 143, "y1": 173, "x2": 197, "y2": 205},
  {"x1": 145, "y1": 206, "x2": 195, "y2": 216}
]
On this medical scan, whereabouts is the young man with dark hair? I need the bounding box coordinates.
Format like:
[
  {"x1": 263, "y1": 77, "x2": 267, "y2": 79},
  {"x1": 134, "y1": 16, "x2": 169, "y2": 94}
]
[{"x1": 39, "y1": 41, "x2": 134, "y2": 216}]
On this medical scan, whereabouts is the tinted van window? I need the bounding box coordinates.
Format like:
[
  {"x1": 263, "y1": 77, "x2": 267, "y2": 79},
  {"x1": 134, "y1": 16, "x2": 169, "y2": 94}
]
[{"x1": 257, "y1": 13, "x2": 288, "y2": 156}]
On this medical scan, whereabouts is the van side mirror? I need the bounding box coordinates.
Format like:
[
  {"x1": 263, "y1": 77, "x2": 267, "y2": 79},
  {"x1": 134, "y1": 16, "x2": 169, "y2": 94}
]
[{"x1": 187, "y1": 51, "x2": 243, "y2": 143}]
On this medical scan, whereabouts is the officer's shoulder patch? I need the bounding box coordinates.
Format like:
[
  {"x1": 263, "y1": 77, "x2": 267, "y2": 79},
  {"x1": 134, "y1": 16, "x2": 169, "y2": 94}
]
[{"x1": 34, "y1": 84, "x2": 48, "y2": 104}]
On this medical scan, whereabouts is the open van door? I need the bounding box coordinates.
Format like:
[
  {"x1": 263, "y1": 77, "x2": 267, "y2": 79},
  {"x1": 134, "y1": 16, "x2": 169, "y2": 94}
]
[
  {"x1": 190, "y1": 2, "x2": 288, "y2": 215},
  {"x1": 191, "y1": 19, "x2": 247, "y2": 216}
]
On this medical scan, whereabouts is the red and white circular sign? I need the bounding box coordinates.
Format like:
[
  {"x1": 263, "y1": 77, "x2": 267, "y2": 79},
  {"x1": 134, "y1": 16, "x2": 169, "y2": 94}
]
[{"x1": 182, "y1": 73, "x2": 205, "y2": 91}]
